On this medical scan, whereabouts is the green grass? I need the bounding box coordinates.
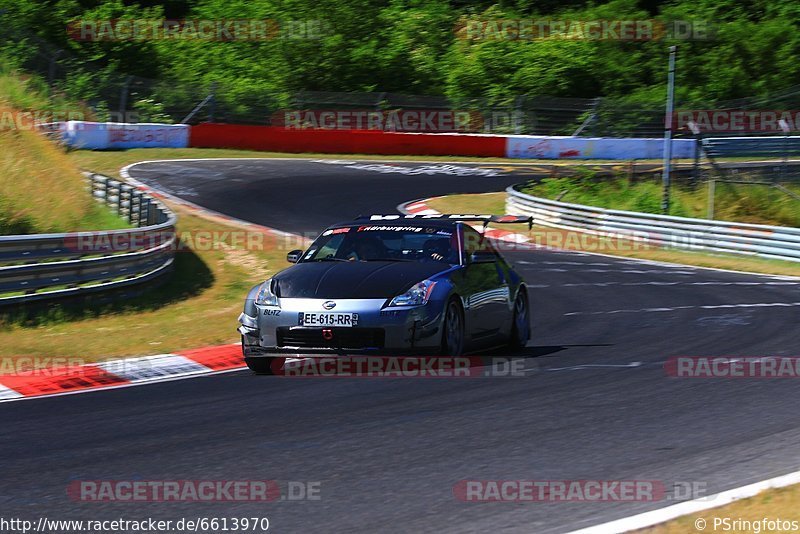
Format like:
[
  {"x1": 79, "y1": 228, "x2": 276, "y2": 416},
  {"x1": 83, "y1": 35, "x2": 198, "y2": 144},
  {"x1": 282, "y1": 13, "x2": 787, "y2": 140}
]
[
  {"x1": 642, "y1": 484, "x2": 800, "y2": 533},
  {"x1": 0, "y1": 70, "x2": 125, "y2": 235},
  {"x1": 0, "y1": 70, "x2": 89, "y2": 116},
  {"x1": 0, "y1": 125, "x2": 129, "y2": 235},
  {"x1": 523, "y1": 174, "x2": 800, "y2": 226}
]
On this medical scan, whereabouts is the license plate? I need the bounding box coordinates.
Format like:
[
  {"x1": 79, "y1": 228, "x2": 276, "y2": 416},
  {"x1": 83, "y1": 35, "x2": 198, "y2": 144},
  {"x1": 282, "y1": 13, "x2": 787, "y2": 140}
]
[{"x1": 298, "y1": 312, "x2": 358, "y2": 327}]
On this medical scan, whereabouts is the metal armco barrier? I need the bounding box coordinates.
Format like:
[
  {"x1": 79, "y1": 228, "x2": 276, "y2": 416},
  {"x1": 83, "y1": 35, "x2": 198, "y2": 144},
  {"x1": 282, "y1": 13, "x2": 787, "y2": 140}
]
[
  {"x1": 506, "y1": 185, "x2": 800, "y2": 262},
  {"x1": 0, "y1": 173, "x2": 177, "y2": 306},
  {"x1": 703, "y1": 136, "x2": 800, "y2": 158}
]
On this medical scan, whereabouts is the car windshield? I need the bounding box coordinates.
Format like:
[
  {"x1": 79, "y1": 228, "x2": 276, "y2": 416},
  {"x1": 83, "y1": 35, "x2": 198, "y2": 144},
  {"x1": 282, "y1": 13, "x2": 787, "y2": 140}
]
[{"x1": 302, "y1": 225, "x2": 460, "y2": 264}]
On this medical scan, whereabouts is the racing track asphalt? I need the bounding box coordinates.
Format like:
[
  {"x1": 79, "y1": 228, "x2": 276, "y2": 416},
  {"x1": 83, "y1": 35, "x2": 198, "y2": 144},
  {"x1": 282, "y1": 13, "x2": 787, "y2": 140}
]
[{"x1": 2, "y1": 158, "x2": 800, "y2": 533}]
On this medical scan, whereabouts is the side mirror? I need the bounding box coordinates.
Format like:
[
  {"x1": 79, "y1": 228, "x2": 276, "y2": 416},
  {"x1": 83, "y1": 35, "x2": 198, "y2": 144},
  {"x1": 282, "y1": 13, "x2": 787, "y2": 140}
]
[
  {"x1": 469, "y1": 250, "x2": 495, "y2": 264},
  {"x1": 287, "y1": 249, "x2": 303, "y2": 263}
]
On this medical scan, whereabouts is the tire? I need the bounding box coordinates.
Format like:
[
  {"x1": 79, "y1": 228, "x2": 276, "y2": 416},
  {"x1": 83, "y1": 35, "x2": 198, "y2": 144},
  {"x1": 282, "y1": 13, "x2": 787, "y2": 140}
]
[
  {"x1": 441, "y1": 298, "x2": 465, "y2": 357},
  {"x1": 508, "y1": 288, "x2": 530, "y2": 349},
  {"x1": 245, "y1": 356, "x2": 280, "y2": 375},
  {"x1": 242, "y1": 335, "x2": 281, "y2": 374}
]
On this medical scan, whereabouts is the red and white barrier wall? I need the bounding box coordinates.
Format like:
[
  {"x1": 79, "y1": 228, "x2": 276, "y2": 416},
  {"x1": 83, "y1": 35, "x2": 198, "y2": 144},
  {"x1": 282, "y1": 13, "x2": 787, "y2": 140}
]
[
  {"x1": 188, "y1": 124, "x2": 507, "y2": 157},
  {"x1": 58, "y1": 121, "x2": 696, "y2": 160},
  {"x1": 188, "y1": 124, "x2": 695, "y2": 160}
]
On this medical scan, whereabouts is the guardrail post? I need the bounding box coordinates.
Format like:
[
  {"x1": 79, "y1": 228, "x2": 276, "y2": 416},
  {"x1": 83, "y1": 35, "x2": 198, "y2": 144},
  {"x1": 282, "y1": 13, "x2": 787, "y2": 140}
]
[
  {"x1": 129, "y1": 191, "x2": 140, "y2": 225},
  {"x1": 140, "y1": 197, "x2": 151, "y2": 228},
  {"x1": 116, "y1": 182, "x2": 123, "y2": 216}
]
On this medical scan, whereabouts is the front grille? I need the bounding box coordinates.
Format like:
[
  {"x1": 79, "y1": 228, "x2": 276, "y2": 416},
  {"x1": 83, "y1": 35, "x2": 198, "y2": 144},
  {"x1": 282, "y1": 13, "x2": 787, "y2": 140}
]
[{"x1": 277, "y1": 327, "x2": 385, "y2": 349}]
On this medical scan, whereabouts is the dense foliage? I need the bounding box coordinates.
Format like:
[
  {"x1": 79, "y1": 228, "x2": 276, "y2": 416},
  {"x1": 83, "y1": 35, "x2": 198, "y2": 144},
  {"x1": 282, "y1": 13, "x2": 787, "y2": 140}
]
[{"x1": 1, "y1": 0, "x2": 799, "y2": 116}]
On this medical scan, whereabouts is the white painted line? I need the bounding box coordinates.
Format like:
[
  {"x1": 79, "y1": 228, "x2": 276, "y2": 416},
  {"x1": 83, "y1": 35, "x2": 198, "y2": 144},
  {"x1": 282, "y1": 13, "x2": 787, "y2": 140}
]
[
  {"x1": 564, "y1": 302, "x2": 800, "y2": 316},
  {"x1": 565, "y1": 469, "x2": 800, "y2": 534},
  {"x1": 538, "y1": 362, "x2": 643, "y2": 372},
  {"x1": 0, "y1": 384, "x2": 23, "y2": 400}
]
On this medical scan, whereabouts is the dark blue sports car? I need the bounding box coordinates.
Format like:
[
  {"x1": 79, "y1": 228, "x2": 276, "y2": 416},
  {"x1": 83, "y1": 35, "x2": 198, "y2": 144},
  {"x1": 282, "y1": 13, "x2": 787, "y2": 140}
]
[{"x1": 238, "y1": 214, "x2": 532, "y2": 373}]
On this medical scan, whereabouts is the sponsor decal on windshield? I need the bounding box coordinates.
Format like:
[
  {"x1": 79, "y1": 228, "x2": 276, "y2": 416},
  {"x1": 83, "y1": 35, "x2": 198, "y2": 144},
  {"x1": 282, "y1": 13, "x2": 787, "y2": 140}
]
[
  {"x1": 321, "y1": 227, "x2": 351, "y2": 236},
  {"x1": 357, "y1": 225, "x2": 424, "y2": 232}
]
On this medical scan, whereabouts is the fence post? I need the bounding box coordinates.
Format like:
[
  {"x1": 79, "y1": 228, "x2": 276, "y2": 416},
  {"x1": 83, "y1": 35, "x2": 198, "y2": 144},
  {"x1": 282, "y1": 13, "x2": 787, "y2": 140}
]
[
  {"x1": 208, "y1": 82, "x2": 217, "y2": 123},
  {"x1": 119, "y1": 76, "x2": 133, "y2": 122},
  {"x1": 707, "y1": 179, "x2": 716, "y2": 220}
]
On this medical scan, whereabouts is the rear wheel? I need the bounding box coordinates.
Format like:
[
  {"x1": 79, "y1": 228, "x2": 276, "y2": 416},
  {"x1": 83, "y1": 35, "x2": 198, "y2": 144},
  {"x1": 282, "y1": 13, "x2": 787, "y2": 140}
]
[
  {"x1": 508, "y1": 289, "x2": 530, "y2": 349},
  {"x1": 441, "y1": 298, "x2": 465, "y2": 357}
]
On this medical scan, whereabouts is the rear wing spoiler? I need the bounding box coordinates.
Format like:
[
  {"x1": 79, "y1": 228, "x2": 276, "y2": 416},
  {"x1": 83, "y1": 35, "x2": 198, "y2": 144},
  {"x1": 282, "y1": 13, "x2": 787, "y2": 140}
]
[{"x1": 358, "y1": 214, "x2": 533, "y2": 230}]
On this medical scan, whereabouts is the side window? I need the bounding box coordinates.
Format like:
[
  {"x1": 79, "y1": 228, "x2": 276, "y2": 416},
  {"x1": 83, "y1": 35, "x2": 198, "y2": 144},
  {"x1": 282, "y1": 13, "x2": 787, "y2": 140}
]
[
  {"x1": 314, "y1": 234, "x2": 345, "y2": 259},
  {"x1": 462, "y1": 227, "x2": 493, "y2": 262}
]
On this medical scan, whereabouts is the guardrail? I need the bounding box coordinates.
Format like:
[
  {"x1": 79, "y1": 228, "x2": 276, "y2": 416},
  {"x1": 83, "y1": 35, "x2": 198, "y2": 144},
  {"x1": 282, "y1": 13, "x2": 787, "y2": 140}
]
[
  {"x1": 703, "y1": 136, "x2": 800, "y2": 158},
  {"x1": 0, "y1": 173, "x2": 177, "y2": 306},
  {"x1": 506, "y1": 185, "x2": 800, "y2": 263}
]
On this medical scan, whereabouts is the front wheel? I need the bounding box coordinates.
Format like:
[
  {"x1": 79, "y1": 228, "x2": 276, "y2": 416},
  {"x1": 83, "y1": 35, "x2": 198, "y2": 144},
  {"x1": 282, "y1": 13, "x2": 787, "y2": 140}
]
[
  {"x1": 441, "y1": 298, "x2": 465, "y2": 357},
  {"x1": 508, "y1": 289, "x2": 530, "y2": 349},
  {"x1": 245, "y1": 357, "x2": 281, "y2": 375}
]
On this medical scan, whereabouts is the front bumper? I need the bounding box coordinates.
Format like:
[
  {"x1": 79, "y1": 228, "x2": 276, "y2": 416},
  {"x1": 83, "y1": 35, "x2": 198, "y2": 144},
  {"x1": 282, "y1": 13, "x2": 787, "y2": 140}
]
[{"x1": 239, "y1": 298, "x2": 443, "y2": 355}]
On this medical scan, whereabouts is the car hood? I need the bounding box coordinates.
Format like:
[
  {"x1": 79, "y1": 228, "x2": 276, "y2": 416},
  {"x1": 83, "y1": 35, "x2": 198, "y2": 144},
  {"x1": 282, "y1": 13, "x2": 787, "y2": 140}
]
[{"x1": 273, "y1": 261, "x2": 452, "y2": 299}]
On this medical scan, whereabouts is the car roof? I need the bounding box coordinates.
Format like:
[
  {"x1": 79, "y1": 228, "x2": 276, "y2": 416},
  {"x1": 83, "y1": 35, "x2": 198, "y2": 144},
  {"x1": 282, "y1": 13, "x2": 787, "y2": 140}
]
[{"x1": 328, "y1": 219, "x2": 460, "y2": 230}]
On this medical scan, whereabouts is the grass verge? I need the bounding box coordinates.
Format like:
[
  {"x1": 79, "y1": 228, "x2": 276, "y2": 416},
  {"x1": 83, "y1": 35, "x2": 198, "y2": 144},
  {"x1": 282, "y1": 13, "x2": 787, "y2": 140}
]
[
  {"x1": 0, "y1": 199, "x2": 289, "y2": 363},
  {"x1": 67, "y1": 147, "x2": 701, "y2": 171},
  {"x1": 0, "y1": 144, "x2": 315, "y2": 363},
  {"x1": 0, "y1": 69, "x2": 124, "y2": 235},
  {"x1": 0, "y1": 117, "x2": 128, "y2": 234},
  {"x1": 524, "y1": 174, "x2": 800, "y2": 226},
  {"x1": 639, "y1": 483, "x2": 800, "y2": 533},
  {"x1": 427, "y1": 192, "x2": 800, "y2": 277}
]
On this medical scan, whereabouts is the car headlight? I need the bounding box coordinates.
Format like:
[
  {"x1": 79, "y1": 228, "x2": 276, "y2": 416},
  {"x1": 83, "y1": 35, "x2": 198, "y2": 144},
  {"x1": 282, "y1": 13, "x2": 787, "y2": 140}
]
[
  {"x1": 389, "y1": 280, "x2": 437, "y2": 306},
  {"x1": 255, "y1": 279, "x2": 279, "y2": 306}
]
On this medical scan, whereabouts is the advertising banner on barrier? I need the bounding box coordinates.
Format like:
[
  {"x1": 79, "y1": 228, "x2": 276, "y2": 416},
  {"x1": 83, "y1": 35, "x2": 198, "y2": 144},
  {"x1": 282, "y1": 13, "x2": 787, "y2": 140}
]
[
  {"x1": 505, "y1": 136, "x2": 695, "y2": 160},
  {"x1": 62, "y1": 122, "x2": 190, "y2": 149}
]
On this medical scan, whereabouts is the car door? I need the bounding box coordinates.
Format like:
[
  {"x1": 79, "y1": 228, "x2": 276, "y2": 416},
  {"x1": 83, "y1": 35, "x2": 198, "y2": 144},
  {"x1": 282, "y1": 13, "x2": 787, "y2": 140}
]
[{"x1": 456, "y1": 226, "x2": 508, "y2": 340}]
